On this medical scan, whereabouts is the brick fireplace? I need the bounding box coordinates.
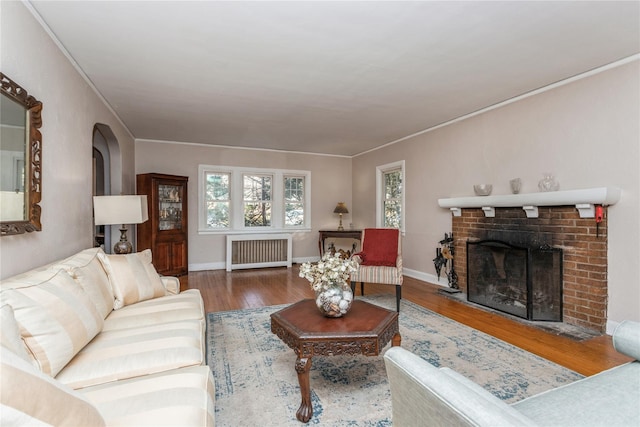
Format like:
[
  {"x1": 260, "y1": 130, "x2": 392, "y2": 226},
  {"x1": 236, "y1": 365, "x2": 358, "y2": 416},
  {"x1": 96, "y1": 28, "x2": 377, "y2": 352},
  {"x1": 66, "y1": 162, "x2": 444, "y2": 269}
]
[{"x1": 452, "y1": 206, "x2": 608, "y2": 333}]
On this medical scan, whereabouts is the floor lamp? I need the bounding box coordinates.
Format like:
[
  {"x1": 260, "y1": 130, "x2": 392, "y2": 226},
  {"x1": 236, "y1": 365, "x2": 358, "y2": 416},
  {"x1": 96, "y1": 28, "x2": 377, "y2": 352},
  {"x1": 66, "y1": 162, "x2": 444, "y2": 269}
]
[{"x1": 93, "y1": 195, "x2": 149, "y2": 254}]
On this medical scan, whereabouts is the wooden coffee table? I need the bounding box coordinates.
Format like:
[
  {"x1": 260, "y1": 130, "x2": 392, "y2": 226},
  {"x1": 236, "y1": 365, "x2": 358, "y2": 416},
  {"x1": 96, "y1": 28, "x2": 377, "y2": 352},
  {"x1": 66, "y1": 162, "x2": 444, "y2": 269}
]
[{"x1": 270, "y1": 299, "x2": 401, "y2": 423}]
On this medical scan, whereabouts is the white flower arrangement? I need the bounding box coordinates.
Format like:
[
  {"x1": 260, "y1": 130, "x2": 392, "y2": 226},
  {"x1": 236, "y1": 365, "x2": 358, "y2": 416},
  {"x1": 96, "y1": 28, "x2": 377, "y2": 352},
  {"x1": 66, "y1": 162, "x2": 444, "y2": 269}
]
[{"x1": 299, "y1": 252, "x2": 359, "y2": 292}]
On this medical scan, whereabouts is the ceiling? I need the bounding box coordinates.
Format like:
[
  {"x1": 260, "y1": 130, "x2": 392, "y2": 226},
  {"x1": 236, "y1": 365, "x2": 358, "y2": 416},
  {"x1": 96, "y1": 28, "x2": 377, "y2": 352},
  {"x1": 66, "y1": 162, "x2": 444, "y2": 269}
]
[{"x1": 28, "y1": 1, "x2": 640, "y2": 157}]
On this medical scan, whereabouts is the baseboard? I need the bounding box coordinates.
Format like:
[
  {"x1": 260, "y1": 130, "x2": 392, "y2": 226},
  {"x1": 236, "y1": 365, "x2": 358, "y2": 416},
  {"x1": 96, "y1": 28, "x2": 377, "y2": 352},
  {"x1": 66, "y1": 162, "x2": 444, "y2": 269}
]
[
  {"x1": 403, "y1": 268, "x2": 450, "y2": 288},
  {"x1": 189, "y1": 261, "x2": 225, "y2": 272},
  {"x1": 293, "y1": 256, "x2": 319, "y2": 264}
]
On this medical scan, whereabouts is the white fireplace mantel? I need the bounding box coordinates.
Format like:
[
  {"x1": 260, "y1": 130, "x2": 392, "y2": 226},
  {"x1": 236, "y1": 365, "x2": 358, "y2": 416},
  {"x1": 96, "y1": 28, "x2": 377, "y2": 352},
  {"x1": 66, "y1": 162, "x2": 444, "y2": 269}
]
[{"x1": 438, "y1": 187, "x2": 621, "y2": 218}]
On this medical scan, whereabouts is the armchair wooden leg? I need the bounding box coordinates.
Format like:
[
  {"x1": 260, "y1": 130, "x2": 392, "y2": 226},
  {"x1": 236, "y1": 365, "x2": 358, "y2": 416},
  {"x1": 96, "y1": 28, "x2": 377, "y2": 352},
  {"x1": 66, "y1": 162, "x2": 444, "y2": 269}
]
[
  {"x1": 349, "y1": 281, "x2": 365, "y2": 296},
  {"x1": 395, "y1": 285, "x2": 401, "y2": 312}
]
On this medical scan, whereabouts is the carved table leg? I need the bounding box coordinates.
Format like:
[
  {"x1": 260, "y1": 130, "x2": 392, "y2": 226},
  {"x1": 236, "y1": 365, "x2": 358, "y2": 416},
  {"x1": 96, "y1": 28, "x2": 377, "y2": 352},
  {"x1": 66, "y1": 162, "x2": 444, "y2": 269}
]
[
  {"x1": 392, "y1": 332, "x2": 402, "y2": 347},
  {"x1": 295, "y1": 357, "x2": 313, "y2": 423}
]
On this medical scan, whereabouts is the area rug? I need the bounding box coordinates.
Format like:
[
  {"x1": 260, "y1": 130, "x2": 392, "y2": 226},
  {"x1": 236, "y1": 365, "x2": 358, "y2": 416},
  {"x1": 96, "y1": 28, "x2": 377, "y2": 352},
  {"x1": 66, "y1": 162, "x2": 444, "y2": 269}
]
[{"x1": 207, "y1": 294, "x2": 583, "y2": 426}]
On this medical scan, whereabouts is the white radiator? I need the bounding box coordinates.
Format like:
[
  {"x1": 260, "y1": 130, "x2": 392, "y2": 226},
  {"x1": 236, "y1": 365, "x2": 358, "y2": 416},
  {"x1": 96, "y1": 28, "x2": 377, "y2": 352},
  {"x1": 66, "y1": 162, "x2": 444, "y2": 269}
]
[{"x1": 226, "y1": 234, "x2": 292, "y2": 271}]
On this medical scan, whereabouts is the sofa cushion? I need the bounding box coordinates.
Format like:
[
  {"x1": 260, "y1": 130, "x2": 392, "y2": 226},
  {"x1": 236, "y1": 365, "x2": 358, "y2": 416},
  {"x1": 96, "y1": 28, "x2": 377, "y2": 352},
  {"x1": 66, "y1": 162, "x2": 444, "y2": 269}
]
[
  {"x1": 56, "y1": 319, "x2": 205, "y2": 389},
  {"x1": 0, "y1": 345, "x2": 106, "y2": 427},
  {"x1": 513, "y1": 362, "x2": 640, "y2": 426},
  {"x1": 102, "y1": 289, "x2": 204, "y2": 332},
  {"x1": 56, "y1": 247, "x2": 115, "y2": 319},
  {"x1": 98, "y1": 249, "x2": 166, "y2": 309},
  {"x1": 79, "y1": 365, "x2": 215, "y2": 426},
  {"x1": 0, "y1": 268, "x2": 104, "y2": 376},
  {"x1": 0, "y1": 304, "x2": 30, "y2": 362}
]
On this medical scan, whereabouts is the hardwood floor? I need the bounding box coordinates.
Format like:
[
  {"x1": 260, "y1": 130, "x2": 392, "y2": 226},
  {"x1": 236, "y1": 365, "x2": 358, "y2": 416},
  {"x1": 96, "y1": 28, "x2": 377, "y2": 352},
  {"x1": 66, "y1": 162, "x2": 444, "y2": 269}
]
[{"x1": 183, "y1": 266, "x2": 631, "y2": 377}]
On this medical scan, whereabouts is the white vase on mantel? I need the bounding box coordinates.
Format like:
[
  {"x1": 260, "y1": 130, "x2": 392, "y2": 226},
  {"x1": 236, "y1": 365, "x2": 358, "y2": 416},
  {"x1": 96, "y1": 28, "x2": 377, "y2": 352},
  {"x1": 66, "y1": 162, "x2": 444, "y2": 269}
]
[{"x1": 538, "y1": 174, "x2": 559, "y2": 192}]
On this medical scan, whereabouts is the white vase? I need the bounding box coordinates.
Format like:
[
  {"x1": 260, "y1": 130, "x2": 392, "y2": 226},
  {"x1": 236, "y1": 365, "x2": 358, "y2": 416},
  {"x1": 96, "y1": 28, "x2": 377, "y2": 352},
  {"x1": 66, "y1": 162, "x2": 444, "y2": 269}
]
[
  {"x1": 538, "y1": 174, "x2": 559, "y2": 192},
  {"x1": 510, "y1": 178, "x2": 522, "y2": 194},
  {"x1": 314, "y1": 281, "x2": 353, "y2": 317}
]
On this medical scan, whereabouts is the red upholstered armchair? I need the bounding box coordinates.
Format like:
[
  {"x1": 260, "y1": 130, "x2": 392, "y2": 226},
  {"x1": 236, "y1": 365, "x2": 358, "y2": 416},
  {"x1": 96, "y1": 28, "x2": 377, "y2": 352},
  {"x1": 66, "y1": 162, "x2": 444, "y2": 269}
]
[{"x1": 350, "y1": 228, "x2": 403, "y2": 312}]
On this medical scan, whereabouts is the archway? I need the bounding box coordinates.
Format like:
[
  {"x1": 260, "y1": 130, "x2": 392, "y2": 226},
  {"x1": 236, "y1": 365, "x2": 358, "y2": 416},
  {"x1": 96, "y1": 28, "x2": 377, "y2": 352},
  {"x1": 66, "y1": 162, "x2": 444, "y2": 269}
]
[{"x1": 92, "y1": 123, "x2": 122, "y2": 253}]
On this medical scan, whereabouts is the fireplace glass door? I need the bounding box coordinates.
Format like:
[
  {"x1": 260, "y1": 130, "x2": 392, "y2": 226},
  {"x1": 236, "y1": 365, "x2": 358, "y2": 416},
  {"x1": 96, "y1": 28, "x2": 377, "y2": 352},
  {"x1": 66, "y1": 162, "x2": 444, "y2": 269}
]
[{"x1": 467, "y1": 240, "x2": 562, "y2": 321}]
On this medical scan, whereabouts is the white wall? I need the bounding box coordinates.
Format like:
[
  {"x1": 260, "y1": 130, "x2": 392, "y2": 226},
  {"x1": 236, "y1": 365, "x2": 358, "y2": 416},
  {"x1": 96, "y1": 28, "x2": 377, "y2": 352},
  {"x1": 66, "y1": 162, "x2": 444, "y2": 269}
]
[
  {"x1": 0, "y1": 2, "x2": 135, "y2": 279},
  {"x1": 353, "y1": 60, "x2": 640, "y2": 328},
  {"x1": 135, "y1": 141, "x2": 353, "y2": 270}
]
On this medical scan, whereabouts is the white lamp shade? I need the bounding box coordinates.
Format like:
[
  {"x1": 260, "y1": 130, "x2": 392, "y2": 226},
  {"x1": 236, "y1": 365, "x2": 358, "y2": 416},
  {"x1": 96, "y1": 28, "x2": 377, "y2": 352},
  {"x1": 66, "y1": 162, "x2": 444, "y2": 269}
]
[{"x1": 93, "y1": 195, "x2": 149, "y2": 226}]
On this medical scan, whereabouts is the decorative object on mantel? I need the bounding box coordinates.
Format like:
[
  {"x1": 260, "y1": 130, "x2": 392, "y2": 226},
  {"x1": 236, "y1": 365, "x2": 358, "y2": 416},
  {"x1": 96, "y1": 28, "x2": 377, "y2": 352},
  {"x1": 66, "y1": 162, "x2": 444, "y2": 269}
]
[
  {"x1": 473, "y1": 184, "x2": 492, "y2": 196},
  {"x1": 510, "y1": 178, "x2": 522, "y2": 194},
  {"x1": 299, "y1": 252, "x2": 358, "y2": 317},
  {"x1": 438, "y1": 186, "x2": 621, "y2": 219},
  {"x1": 333, "y1": 202, "x2": 349, "y2": 231},
  {"x1": 538, "y1": 173, "x2": 560, "y2": 192},
  {"x1": 433, "y1": 233, "x2": 459, "y2": 293}
]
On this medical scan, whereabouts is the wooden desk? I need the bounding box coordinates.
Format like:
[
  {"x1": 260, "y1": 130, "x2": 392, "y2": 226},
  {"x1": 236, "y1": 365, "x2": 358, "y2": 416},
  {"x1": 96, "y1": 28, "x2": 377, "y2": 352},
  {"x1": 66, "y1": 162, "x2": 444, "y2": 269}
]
[
  {"x1": 270, "y1": 299, "x2": 401, "y2": 422},
  {"x1": 318, "y1": 229, "x2": 362, "y2": 256}
]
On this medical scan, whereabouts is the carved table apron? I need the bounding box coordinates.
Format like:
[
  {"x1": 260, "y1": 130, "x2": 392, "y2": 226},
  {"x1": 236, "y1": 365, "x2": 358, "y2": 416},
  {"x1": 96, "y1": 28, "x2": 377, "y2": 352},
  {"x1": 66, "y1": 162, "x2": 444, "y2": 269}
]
[{"x1": 270, "y1": 299, "x2": 401, "y2": 423}]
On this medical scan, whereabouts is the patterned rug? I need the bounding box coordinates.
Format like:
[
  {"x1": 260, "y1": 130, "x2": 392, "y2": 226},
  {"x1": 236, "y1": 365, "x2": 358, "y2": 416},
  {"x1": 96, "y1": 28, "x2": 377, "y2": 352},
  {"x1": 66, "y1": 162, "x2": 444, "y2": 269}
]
[{"x1": 207, "y1": 294, "x2": 583, "y2": 426}]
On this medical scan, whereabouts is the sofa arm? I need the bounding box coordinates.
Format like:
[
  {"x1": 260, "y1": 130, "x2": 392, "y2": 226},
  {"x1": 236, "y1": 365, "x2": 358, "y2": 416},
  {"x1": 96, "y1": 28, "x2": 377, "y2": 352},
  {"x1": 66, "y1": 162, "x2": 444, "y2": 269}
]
[
  {"x1": 613, "y1": 320, "x2": 640, "y2": 361},
  {"x1": 160, "y1": 276, "x2": 180, "y2": 295},
  {"x1": 383, "y1": 347, "x2": 537, "y2": 426}
]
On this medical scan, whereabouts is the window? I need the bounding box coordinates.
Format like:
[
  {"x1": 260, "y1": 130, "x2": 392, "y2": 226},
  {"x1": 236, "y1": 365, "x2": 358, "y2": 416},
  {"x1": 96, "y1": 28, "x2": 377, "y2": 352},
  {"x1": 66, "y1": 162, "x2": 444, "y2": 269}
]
[
  {"x1": 243, "y1": 174, "x2": 272, "y2": 227},
  {"x1": 204, "y1": 171, "x2": 230, "y2": 228},
  {"x1": 376, "y1": 160, "x2": 405, "y2": 231},
  {"x1": 284, "y1": 176, "x2": 305, "y2": 226},
  {"x1": 198, "y1": 165, "x2": 311, "y2": 233}
]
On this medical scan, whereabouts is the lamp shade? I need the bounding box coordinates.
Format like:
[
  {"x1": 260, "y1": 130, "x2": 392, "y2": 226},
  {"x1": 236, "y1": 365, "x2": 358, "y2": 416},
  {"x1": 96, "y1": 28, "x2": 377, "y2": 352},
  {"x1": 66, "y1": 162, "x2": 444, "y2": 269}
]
[
  {"x1": 93, "y1": 195, "x2": 149, "y2": 226},
  {"x1": 333, "y1": 202, "x2": 349, "y2": 214}
]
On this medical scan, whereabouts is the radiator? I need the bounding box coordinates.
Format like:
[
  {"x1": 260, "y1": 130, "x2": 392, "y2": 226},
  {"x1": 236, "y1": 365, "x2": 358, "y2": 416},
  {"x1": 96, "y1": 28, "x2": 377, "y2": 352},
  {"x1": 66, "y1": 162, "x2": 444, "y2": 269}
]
[{"x1": 226, "y1": 234, "x2": 292, "y2": 271}]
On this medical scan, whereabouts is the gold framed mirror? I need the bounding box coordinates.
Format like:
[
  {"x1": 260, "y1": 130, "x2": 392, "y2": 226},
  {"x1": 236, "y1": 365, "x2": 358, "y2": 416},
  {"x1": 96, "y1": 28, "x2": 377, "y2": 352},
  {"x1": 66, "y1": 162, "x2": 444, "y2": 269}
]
[{"x1": 1, "y1": 72, "x2": 42, "y2": 236}]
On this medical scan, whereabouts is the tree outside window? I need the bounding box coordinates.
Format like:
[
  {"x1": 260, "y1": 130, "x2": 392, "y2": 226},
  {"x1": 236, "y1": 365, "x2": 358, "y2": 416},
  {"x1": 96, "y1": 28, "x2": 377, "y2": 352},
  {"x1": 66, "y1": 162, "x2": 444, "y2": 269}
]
[
  {"x1": 284, "y1": 176, "x2": 305, "y2": 226},
  {"x1": 383, "y1": 169, "x2": 402, "y2": 228},
  {"x1": 205, "y1": 172, "x2": 230, "y2": 228},
  {"x1": 243, "y1": 174, "x2": 272, "y2": 227}
]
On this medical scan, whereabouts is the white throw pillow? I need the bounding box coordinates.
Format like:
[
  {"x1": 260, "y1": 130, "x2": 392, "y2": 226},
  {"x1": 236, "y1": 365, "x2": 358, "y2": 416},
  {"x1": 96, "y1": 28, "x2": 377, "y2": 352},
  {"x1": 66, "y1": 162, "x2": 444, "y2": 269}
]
[
  {"x1": 0, "y1": 345, "x2": 106, "y2": 426},
  {"x1": 0, "y1": 304, "x2": 31, "y2": 362},
  {"x1": 98, "y1": 249, "x2": 166, "y2": 309},
  {"x1": 56, "y1": 247, "x2": 115, "y2": 319},
  {"x1": 0, "y1": 269, "x2": 104, "y2": 377}
]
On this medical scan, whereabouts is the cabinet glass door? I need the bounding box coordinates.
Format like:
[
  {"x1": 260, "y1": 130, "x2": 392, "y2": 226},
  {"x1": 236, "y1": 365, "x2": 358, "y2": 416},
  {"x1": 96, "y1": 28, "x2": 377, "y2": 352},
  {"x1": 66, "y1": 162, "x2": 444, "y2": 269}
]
[{"x1": 158, "y1": 184, "x2": 183, "y2": 230}]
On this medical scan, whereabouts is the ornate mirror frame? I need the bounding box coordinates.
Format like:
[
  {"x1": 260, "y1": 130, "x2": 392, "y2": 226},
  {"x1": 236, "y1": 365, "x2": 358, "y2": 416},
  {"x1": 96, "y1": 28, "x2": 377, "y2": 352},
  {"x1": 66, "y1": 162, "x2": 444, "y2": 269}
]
[{"x1": 0, "y1": 72, "x2": 43, "y2": 236}]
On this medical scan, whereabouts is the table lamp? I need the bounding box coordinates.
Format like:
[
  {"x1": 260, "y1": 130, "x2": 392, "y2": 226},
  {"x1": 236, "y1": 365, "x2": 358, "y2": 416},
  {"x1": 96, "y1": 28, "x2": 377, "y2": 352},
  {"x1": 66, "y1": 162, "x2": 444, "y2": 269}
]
[
  {"x1": 93, "y1": 195, "x2": 148, "y2": 254},
  {"x1": 333, "y1": 202, "x2": 349, "y2": 231}
]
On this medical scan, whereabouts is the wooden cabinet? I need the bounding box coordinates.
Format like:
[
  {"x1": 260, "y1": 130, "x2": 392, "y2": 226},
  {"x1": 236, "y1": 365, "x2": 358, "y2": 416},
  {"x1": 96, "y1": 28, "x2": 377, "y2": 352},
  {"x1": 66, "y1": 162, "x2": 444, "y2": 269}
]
[{"x1": 136, "y1": 173, "x2": 188, "y2": 276}]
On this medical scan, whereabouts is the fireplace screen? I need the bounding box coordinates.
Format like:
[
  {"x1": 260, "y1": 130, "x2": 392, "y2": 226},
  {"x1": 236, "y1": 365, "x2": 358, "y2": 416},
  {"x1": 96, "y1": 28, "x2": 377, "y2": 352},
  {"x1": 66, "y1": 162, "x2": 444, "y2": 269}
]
[{"x1": 467, "y1": 240, "x2": 562, "y2": 321}]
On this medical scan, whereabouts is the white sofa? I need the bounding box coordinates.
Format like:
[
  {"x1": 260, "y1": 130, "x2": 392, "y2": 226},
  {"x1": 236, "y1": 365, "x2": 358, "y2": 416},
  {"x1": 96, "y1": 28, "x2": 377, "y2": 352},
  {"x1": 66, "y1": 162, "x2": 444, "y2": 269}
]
[
  {"x1": 0, "y1": 248, "x2": 214, "y2": 426},
  {"x1": 384, "y1": 320, "x2": 640, "y2": 426}
]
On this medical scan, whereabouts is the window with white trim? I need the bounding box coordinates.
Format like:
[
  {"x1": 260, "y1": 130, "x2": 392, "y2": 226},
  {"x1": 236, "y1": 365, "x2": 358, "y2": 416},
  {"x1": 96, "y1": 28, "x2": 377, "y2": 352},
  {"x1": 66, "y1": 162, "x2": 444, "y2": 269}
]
[
  {"x1": 284, "y1": 175, "x2": 305, "y2": 226},
  {"x1": 204, "y1": 171, "x2": 230, "y2": 229},
  {"x1": 198, "y1": 165, "x2": 311, "y2": 233},
  {"x1": 376, "y1": 160, "x2": 405, "y2": 231},
  {"x1": 243, "y1": 173, "x2": 272, "y2": 227}
]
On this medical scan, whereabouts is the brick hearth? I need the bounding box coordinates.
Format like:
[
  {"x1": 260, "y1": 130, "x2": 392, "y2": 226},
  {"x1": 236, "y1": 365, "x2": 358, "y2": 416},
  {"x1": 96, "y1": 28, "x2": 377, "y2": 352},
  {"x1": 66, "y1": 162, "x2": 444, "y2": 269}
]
[{"x1": 452, "y1": 206, "x2": 608, "y2": 333}]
